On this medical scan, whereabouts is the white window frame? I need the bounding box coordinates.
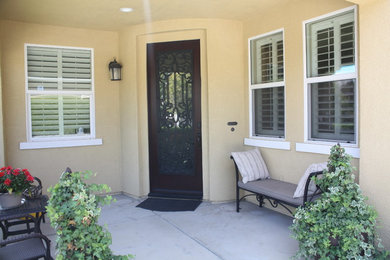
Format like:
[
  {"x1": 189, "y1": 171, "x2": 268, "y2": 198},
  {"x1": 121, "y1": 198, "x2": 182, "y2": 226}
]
[
  {"x1": 20, "y1": 43, "x2": 102, "y2": 150},
  {"x1": 299, "y1": 6, "x2": 359, "y2": 158},
  {"x1": 246, "y1": 29, "x2": 290, "y2": 150}
]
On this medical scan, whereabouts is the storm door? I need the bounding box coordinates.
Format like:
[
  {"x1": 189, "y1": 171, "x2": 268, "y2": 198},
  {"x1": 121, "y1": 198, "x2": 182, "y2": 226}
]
[{"x1": 147, "y1": 40, "x2": 202, "y2": 199}]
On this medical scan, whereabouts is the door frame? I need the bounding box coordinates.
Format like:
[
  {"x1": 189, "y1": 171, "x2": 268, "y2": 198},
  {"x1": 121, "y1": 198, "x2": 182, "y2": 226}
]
[{"x1": 146, "y1": 39, "x2": 203, "y2": 199}]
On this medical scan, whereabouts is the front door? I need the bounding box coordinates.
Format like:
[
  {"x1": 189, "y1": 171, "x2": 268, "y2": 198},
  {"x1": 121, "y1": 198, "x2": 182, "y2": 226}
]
[{"x1": 147, "y1": 40, "x2": 202, "y2": 199}]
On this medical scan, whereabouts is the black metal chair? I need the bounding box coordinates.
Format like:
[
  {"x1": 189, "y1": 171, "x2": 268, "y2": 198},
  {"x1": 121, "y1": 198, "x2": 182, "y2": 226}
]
[
  {"x1": 1, "y1": 177, "x2": 45, "y2": 240},
  {"x1": 0, "y1": 233, "x2": 52, "y2": 260}
]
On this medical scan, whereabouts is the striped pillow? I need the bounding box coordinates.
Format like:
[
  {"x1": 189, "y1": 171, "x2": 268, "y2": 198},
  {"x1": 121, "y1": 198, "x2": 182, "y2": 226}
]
[
  {"x1": 293, "y1": 162, "x2": 327, "y2": 198},
  {"x1": 231, "y1": 149, "x2": 270, "y2": 183}
]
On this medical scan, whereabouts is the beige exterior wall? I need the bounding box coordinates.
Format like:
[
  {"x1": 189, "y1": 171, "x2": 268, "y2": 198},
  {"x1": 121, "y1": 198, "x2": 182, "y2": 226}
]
[
  {"x1": 242, "y1": 0, "x2": 358, "y2": 187},
  {"x1": 358, "y1": 0, "x2": 390, "y2": 248},
  {"x1": 119, "y1": 19, "x2": 246, "y2": 200},
  {"x1": 0, "y1": 20, "x2": 122, "y2": 193},
  {"x1": 0, "y1": 37, "x2": 5, "y2": 165}
]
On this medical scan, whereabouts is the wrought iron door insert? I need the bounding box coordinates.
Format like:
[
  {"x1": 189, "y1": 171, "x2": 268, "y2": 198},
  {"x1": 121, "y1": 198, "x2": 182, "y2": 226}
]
[{"x1": 147, "y1": 40, "x2": 202, "y2": 199}]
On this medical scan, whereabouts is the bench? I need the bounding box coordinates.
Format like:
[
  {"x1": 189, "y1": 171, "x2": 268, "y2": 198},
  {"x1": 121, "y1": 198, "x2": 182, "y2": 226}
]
[{"x1": 231, "y1": 154, "x2": 324, "y2": 215}]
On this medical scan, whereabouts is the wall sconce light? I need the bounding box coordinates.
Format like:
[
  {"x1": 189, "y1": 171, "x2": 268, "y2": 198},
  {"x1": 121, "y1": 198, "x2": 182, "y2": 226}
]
[{"x1": 108, "y1": 58, "x2": 122, "y2": 81}]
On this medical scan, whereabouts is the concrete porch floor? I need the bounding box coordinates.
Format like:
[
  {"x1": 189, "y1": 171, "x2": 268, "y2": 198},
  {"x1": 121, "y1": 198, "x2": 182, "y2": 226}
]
[{"x1": 41, "y1": 194, "x2": 299, "y2": 260}]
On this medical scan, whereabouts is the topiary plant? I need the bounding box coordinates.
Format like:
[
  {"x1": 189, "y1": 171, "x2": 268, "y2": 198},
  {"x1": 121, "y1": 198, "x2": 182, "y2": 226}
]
[
  {"x1": 291, "y1": 144, "x2": 388, "y2": 259},
  {"x1": 47, "y1": 170, "x2": 132, "y2": 260}
]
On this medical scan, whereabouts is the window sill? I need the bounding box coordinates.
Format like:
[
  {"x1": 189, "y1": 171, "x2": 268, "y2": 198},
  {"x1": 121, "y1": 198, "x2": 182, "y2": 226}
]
[
  {"x1": 296, "y1": 142, "x2": 360, "y2": 158},
  {"x1": 244, "y1": 138, "x2": 291, "y2": 150},
  {"x1": 20, "y1": 139, "x2": 103, "y2": 150}
]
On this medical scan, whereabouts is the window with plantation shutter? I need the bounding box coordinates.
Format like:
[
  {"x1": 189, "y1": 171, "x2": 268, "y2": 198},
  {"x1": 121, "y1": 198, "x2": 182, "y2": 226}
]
[
  {"x1": 253, "y1": 87, "x2": 284, "y2": 137},
  {"x1": 24, "y1": 44, "x2": 96, "y2": 145},
  {"x1": 249, "y1": 30, "x2": 285, "y2": 138},
  {"x1": 305, "y1": 8, "x2": 357, "y2": 144}
]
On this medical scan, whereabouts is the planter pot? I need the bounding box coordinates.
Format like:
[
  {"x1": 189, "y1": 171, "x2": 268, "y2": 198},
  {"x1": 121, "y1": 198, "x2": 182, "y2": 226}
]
[{"x1": 0, "y1": 193, "x2": 23, "y2": 210}]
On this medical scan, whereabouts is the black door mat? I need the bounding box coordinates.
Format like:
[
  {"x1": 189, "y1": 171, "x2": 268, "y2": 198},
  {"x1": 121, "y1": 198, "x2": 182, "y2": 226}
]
[{"x1": 136, "y1": 198, "x2": 202, "y2": 212}]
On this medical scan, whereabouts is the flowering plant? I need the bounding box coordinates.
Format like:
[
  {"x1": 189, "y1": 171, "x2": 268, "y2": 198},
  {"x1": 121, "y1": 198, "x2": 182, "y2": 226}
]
[{"x1": 0, "y1": 166, "x2": 34, "y2": 194}]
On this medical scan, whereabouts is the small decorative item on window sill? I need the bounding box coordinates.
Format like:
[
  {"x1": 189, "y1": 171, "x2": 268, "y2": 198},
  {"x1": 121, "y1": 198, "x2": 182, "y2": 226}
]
[
  {"x1": 0, "y1": 166, "x2": 35, "y2": 210},
  {"x1": 108, "y1": 58, "x2": 122, "y2": 81}
]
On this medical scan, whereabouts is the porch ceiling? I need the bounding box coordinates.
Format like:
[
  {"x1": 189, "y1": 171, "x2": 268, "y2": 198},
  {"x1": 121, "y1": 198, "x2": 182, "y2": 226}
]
[{"x1": 0, "y1": 0, "x2": 292, "y2": 31}]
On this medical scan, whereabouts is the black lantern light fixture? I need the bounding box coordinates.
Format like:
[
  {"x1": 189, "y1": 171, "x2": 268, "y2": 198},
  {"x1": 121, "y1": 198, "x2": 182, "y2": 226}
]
[{"x1": 108, "y1": 58, "x2": 122, "y2": 81}]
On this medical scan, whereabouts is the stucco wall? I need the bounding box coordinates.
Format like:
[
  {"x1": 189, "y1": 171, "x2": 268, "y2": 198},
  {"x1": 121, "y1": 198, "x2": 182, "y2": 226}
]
[
  {"x1": 358, "y1": 0, "x2": 390, "y2": 248},
  {"x1": 0, "y1": 38, "x2": 5, "y2": 165},
  {"x1": 119, "y1": 19, "x2": 246, "y2": 201},
  {"x1": 0, "y1": 20, "x2": 122, "y2": 193},
  {"x1": 242, "y1": 0, "x2": 358, "y2": 187}
]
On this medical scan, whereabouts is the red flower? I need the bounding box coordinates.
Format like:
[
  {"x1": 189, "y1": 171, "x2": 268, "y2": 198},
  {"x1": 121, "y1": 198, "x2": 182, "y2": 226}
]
[
  {"x1": 22, "y1": 169, "x2": 31, "y2": 176},
  {"x1": 4, "y1": 178, "x2": 11, "y2": 186},
  {"x1": 13, "y1": 168, "x2": 21, "y2": 176},
  {"x1": 1, "y1": 166, "x2": 32, "y2": 193},
  {"x1": 0, "y1": 167, "x2": 6, "y2": 171}
]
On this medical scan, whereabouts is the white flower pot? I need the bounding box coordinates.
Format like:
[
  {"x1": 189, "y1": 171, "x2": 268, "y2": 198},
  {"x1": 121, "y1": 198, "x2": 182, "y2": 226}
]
[{"x1": 0, "y1": 193, "x2": 22, "y2": 210}]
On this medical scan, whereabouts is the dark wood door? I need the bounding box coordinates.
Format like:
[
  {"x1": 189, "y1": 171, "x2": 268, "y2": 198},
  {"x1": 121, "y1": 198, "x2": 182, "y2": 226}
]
[{"x1": 147, "y1": 40, "x2": 202, "y2": 199}]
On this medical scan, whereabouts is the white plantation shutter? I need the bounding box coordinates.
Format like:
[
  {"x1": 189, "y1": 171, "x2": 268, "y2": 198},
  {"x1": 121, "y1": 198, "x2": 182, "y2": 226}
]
[
  {"x1": 254, "y1": 87, "x2": 284, "y2": 137},
  {"x1": 311, "y1": 80, "x2": 355, "y2": 141},
  {"x1": 339, "y1": 80, "x2": 355, "y2": 135},
  {"x1": 260, "y1": 43, "x2": 273, "y2": 83},
  {"x1": 251, "y1": 33, "x2": 283, "y2": 85},
  {"x1": 306, "y1": 9, "x2": 356, "y2": 143},
  {"x1": 340, "y1": 22, "x2": 354, "y2": 67},
  {"x1": 31, "y1": 95, "x2": 60, "y2": 136},
  {"x1": 63, "y1": 96, "x2": 91, "y2": 135},
  {"x1": 250, "y1": 31, "x2": 285, "y2": 138},
  {"x1": 27, "y1": 47, "x2": 59, "y2": 90},
  {"x1": 316, "y1": 27, "x2": 335, "y2": 76},
  {"x1": 307, "y1": 11, "x2": 355, "y2": 77},
  {"x1": 276, "y1": 40, "x2": 284, "y2": 81},
  {"x1": 26, "y1": 45, "x2": 94, "y2": 139},
  {"x1": 62, "y1": 49, "x2": 92, "y2": 90}
]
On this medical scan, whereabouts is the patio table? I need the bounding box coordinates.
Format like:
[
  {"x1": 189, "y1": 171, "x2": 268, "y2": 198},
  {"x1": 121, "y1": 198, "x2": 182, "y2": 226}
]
[{"x1": 0, "y1": 195, "x2": 48, "y2": 239}]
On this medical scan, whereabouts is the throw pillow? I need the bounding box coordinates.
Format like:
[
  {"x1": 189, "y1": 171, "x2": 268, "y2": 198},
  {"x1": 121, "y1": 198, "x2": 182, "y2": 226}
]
[
  {"x1": 231, "y1": 149, "x2": 270, "y2": 184},
  {"x1": 293, "y1": 162, "x2": 328, "y2": 198}
]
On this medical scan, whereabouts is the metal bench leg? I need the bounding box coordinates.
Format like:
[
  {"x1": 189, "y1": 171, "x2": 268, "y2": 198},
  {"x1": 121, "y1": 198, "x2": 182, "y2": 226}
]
[
  {"x1": 236, "y1": 184, "x2": 240, "y2": 212},
  {"x1": 256, "y1": 194, "x2": 264, "y2": 207}
]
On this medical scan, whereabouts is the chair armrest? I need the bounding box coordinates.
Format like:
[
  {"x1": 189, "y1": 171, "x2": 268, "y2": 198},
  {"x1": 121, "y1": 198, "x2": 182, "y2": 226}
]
[{"x1": 303, "y1": 170, "x2": 324, "y2": 205}]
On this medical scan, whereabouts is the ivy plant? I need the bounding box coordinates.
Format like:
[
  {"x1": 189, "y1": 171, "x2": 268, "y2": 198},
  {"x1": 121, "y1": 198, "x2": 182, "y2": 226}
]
[
  {"x1": 291, "y1": 144, "x2": 388, "y2": 259},
  {"x1": 47, "y1": 170, "x2": 132, "y2": 260}
]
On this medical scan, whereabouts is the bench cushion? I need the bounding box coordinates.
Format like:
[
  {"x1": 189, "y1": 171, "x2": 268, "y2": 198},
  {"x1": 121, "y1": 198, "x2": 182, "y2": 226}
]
[
  {"x1": 238, "y1": 179, "x2": 304, "y2": 207},
  {"x1": 231, "y1": 149, "x2": 269, "y2": 183}
]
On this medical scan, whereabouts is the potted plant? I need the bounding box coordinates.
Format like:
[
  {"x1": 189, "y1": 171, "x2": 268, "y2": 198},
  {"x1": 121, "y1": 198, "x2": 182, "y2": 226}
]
[
  {"x1": 291, "y1": 144, "x2": 388, "y2": 259},
  {"x1": 0, "y1": 166, "x2": 35, "y2": 209},
  {"x1": 47, "y1": 170, "x2": 132, "y2": 259}
]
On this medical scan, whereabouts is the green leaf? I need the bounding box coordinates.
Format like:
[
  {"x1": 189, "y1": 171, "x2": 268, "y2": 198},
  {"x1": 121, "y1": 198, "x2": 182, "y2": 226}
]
[{"x1": 47, "y1": 170, "x2": 132, "y2": 259}]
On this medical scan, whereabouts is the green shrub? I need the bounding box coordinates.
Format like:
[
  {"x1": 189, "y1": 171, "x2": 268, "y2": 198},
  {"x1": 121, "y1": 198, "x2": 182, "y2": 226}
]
[
  {"x1": 47, "y1": 170, "x2": 132, "y2": 260},
  {"x1": 291, "y1": 144, "x2": 388, "y2": 259}
]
